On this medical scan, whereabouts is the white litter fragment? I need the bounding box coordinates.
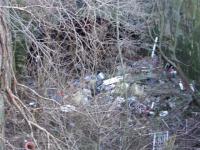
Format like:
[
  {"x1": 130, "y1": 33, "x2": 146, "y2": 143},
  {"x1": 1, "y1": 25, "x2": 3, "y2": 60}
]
[
  {"x1": 151, "y1": 37, "x2": 158, "y2": 58},
  {"x1": 71, "y1": 89, "x2": 92, "y2": 105},
  {"x1": 103, "y1": 76, "x2": 123, "y2": 86},
  {"x1": 35, "y1": 55, "x2": 40, "y2": 63},
  {"x1": 149, "y1": 111, "x2": 155, "y2": 116},
  {"x1": 170, "y1": 69, "x2": 177, "y2": 76},
  {"x1": 189, "y1": 83, "x2": 195, "y2": 92},
  {"x1": 151, "y1": 102, "x2": 155, "y2": 109},
  {"x1": 131, "y1": 83, "x2": 145, "y2": 96},
  {"x1": 153, "y1": 131, "x2": 169, "y2": 150},
  {"x1": 159, "y1": 111, "x2": 168, "y2": 117},
  {"x1": 29, "y1": 101, "x2": 37, "y2": 108},
  {"x1": 115, "y1": 96, "x2": 126, "y2": 104},
  {"x1": 103, "y1": 84, "x2": 116, "y2": 91},
  {"x1": 97, "y1": 72, "x2": 105, "y2": 80},
  {"x1": 129, "y1": 100, "x2": 147, "y2": 114},
  {"x1": 109, "y1": 97, "x2": 126, "y2": 110},
  {"x1": 60, "y1": 105, "x2": 76, "y2": 112},
  {"x1": 179, "y1": 80, "x2": 184, "y2": 90}
]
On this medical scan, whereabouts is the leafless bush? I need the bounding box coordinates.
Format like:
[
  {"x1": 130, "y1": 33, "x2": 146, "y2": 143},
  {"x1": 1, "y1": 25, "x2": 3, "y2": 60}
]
[
  {"x1": 9, "y1": 0, "x2": 152, "y2": 82},
  {"x1": 3, "y1": 0, "x2": 154, "y2": 149}
]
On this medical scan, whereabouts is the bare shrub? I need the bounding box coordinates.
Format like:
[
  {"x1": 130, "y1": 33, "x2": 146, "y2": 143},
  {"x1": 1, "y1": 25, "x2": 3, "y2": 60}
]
[{"x1": 3, "y1": 0, "x2": 154, "y2": 149}]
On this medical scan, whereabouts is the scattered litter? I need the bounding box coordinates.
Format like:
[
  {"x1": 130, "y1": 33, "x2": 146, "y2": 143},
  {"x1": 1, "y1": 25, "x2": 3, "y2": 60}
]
[
  {"x1": 189, "y1": 83, "x2": 195, "y2": 92},
  {"x1": 169, "y1": 66, "x2": 177, "y2": 77},
  {"x1": 141, "y1": 69, "x2": 150, "y2": 73},
  {"x1": 130, "y1": 83, "x2": 145, "y2": 96},
  {"x1": 151, "y1": 102, "x2": 155, "y2": 109},
  {"x1": 115, "y1": 96, "x2": 126, "y2": 104},
  {"x1": 103, "y1": 76, "x2": 123, "y2": 86},
  {"x1": 148, "y1": 111, "x2": 155, "y2": 116},
  {"x1": 168, "y1": 101, "x2": 176, "y2": 109},
  {"x1": 159, "y1": 80, "x2": 165, "y2": 84},
  {"x1": 115, "y1": 97, "x2": 126, "y2": 107},
  {"x1": 24, "y1": 140, "x2": 35, "y2": 150},
  {"x1": 159, "y1": 111, "x2": 169, "y2": 117},
  {"x1": 83, "y1": 88, "x2": 92, "y2": 97},
  {"x1": 69, "y1": 122, "x2": 75, "y2": 128},
  {"x1": 164, "y1": 63, "x2": 171, "y2": 70},
  {"x1": 151, "y1": 37, "x2": 158, "y2": 58},
  {"x1": 60, "y1": 105, "x2": 76, "y2": 112},
  {"x1": 153, "y1": 131, "x2": 169, "y2": 150},
  {"x1": 114, "y1": 82, "x2": 129, "y2": 94},
  {"x1": 97, "y1": 72, "x2": 105, "y2": 80},
  {"x1": 84, "y1": 75, "x2": 94, "y2": 82},
  {"x1": 127, "y1": 96, "x2": 137, "y2": 103},
  {"x1": 28, "y1": 101, "x2": 37, "y2": 108},
  {"x1": 89, "y1": 77, "x2": 97, "y2": 89},
  {"x1": 179, "y1": 80, "x2": 184, "y2": 90},
  {"x1": 103, "y1": 84, "x2": 116, "y2": 91},
  {"x1": 129, "y1": 100, "x2": 147, "y2": 114},
  {"x1": 47, "y1": 89, "x2": 64, "y2": 102},
  {"x1": 109, "y1": 97, "x2": 125, "y2": 110},
  {"x1": 52, "y1": 94, "x2": 63, "y2": 102},
  {"x1": 35, "y1": 55, "x2": 40, "y2": 63},
  {"x1": 72, "y1": 89, "x2": 91, "y2": 105}
]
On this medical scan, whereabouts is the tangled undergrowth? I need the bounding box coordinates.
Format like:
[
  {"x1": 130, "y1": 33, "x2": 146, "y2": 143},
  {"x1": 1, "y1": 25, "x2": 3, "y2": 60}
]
[{"x1": 2, "y1": 0, "x2": 200, "y2": 150}]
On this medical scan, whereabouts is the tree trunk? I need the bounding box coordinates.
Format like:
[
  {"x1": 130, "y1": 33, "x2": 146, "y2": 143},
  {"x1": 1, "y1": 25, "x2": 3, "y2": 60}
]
[{"x1": 0, "y1": 0, "x2": 12, "y2": 149}]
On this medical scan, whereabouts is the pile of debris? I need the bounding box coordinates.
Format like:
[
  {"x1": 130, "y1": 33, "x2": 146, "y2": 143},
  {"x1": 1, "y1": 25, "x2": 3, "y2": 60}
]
[
  {"x1": 22, "y1": 55, "x2": 196, "y2": 149},
  {"x1": 9, "y1": 46, "x2": 199, "y2": 149}
]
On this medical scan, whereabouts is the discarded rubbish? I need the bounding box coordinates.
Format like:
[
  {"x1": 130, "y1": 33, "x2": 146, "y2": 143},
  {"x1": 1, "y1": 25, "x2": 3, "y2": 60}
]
[
  {"x1": 151, "y1": 102, "x2": 155, "y2": 109},
  {"x1": 115, "y1": 97, "x2": 126, "y2": 107},
  {"x1": 103, "y1": 84, "x2": 116, "y2": 91},
  {"x1": 189, "y1": 83, "x2": 195, "y2": 92},
  {"x1": 84, "y1": 75, "x2": 93, "y2": 82},
  {"x1": 47, "y1": 89, "x2": 64, "y2": 102},
  {"x1": 96, "y1": 80, "x2": 103, "y2": 88},
  {"x1": 108, "y1": 97, "x2": 125, "y2": 110},
  {"x1": 127, "y1": 96, "x2": 137, "y2": 103},
  {"x1": 114, "y1": 82, "x2": 129, "y2": 95},
  {"x1": 169, "y1": 66, "x2": 177, "y2": 77},
  {"x1": 168, "y1": 101, "x2": 176, "y2": 109},
  {"x1": 72, "y1": 89, "x2": 91, "y2": 105},
  {"x1": 97, "y1": 72, "x2": 105, "y2": 80},
  {"x1": 89, "y1": 77, "x2": 97, "y2": 88},
  {"x1": 141, "y1": 69, "x2": 150, "y2": 73},
  {"x1": 131, "y1": 83, "x2": 145, "y2": 96},
  {"x1": 159, "y1": 111, "x2": 169, "y2": 117},
  {"x1": 151, "y1": 37, "x2": 158, "y2": 58},
  {"x1": 35, "y1": 55, "x2": 40, "y2": 63},
  {"x1": 164, "y1": 63, "x2": 171, "y2": 70},
  {"x1": 153, "y1": 131, "x2": 169, "y2": 150},
  {"x1": 52, "y1": 94, "x2": 63, "y2": 102},
  {"x1": 60, "y1": 105, "x2": 76, "y2": 112},
  {"x1": 29, "y1": 101, "x2": 37, "y2": 108},
  {"x1": 115, "y1": 97, "x2": 126, "y2": 103},
  {"x1": 103, "y1": 76, "x2": 123, "y2": 86},
  {"x1": 129, "y1": 101, "x2": 147, "y2": 114},
  {"x1": 72, "y1": 91, "x2": 88, "y2": 105},
  {"x1": 148, "y1": 111, "x2": 155, "y2": 116},
  {"x1": 179, "y1": 80, "x2": 184, "y2": 90},
  {"x1": 72, "y1": 79, "x2": 81, "y2": 87},
  {"x1": 25, "y1": 140, "x2": 35, "y2": 150}
]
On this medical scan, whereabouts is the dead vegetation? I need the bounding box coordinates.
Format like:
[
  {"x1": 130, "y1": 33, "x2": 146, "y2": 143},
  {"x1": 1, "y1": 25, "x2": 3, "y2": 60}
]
[{"x1": 1, "y1": 0, "x2": 200, "y2": 150}]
